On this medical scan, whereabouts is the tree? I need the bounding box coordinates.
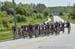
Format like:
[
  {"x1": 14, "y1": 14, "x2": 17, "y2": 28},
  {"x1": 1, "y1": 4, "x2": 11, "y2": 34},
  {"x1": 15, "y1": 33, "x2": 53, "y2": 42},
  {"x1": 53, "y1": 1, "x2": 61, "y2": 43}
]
[
  {"x1": 1, "y1": 1, "x2": 14, "y2": 14},
  {"x1": 43, "y1": 8, "x2": 49, "y2": 16},
  {"x1": 36, "y1": 4, "x2": 46, "y2": 13},
  {"x1": 70, "y1": 4, "x2": 75, "y2": 19},
  {"x1": 16, "y1": 4, "x2": 26, "y2": 15},
  {"x1": 16, "y1": 3, "x2": 34, "y2": 16},
  {"x1": 0, "y1": 2, "x2": 3, "y2": 12},
  {"x1": 59, "y1": 12, "x2": 63, "y2": 16}
]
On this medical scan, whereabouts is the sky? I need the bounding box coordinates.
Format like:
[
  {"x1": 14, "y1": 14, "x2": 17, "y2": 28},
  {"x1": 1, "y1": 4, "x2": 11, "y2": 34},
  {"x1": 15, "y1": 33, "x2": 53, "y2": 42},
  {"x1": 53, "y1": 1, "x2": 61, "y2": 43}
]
[{"x1": 0, "y1": 0, "x2": 75, "y2": 7}]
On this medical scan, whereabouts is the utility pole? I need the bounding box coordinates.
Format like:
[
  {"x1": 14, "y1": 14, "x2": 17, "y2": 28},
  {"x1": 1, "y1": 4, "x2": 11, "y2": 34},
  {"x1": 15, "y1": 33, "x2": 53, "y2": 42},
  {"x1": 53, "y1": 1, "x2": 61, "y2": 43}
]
[
  {"x1": 12, "y1": 0, "x2": 17, "y2": 39},
  {"x1": 12, "y1": 0, "x2": 16, "y2": 27}
]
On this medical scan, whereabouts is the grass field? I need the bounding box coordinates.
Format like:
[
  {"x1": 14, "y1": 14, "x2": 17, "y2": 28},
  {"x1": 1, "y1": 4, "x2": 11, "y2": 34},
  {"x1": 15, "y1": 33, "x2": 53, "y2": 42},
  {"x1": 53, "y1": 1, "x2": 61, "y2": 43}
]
[{"x1": 0, "y1": 32, "x2": 13, "y2": 41}]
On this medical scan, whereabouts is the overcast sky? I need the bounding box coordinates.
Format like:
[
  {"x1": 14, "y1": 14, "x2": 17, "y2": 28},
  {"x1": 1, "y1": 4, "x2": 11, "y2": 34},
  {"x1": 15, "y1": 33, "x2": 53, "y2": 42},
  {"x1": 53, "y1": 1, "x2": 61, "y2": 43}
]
[{"x1": 0, "y1": 0, "x2": 75, "y2": 7}]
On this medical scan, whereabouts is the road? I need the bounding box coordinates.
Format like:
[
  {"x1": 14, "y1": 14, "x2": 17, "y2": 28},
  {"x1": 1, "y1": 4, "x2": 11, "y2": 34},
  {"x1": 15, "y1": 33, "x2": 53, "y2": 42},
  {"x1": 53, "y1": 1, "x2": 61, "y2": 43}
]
[
  {"x1": 45, "y1": 16, "x2": 51, "y2": 24},
  {"x1": 0, "y1": 16, "x2": 75, "y2": 49},
  {"x1": 53, "y1": 16, "x2": 65, "y2": 22}
]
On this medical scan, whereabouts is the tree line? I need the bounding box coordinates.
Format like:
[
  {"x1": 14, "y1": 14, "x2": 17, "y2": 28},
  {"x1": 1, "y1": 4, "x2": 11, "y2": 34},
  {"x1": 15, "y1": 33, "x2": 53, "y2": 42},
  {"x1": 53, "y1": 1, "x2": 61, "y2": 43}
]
[
  {"x1": 0, "y1": 1, "x2": 49, "y2": 28},
  {"x1": 0, "y1": 1, "x2": 75, "y2": 28}
]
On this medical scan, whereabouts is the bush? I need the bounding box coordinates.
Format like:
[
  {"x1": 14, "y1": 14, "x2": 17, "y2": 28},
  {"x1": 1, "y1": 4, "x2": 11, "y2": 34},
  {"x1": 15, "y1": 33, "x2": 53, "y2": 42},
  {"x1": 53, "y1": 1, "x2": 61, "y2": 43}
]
[
  {"x1": 59, "y1": 12, "x2": 63, "y2": 16},
  {"x1": 49, "y1": 14, "x2": 53, "y2": 17},
  {"x1": 0, "y1": 11, "x2": 8, "y2": 17},
  {"x1": 36, "y1": 13, "x2": 44, "y2": 19},
  {"x1": 2, "y1": 19, "x2": 9, "y2": 28},
  {"x1": 16, "y1": 14, "x2": 26, "y2": 22},
  {"x1": 70, "y1": 12, "x2": 75, "y2": 19}
]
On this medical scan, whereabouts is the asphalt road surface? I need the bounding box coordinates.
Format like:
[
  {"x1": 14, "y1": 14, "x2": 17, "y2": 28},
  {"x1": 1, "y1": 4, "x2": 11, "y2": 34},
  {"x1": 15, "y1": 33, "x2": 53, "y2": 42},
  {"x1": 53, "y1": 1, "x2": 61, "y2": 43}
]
[{"x1": 0, "y1": 16, "x2": 75, "y2": 49}]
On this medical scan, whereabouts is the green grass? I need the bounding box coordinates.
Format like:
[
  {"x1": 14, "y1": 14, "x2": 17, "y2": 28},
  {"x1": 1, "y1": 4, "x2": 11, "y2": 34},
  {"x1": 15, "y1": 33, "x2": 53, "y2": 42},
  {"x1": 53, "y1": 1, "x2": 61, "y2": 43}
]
[
  {"x1": 0, "y1": 33, "x2": 13, "y2": 41},
  {"x1": 0, "y1": 28, "x2": 11, "y2": 32},
  {"x1": 60, "y1": 16, "x2": 75, "y2": 24}
]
